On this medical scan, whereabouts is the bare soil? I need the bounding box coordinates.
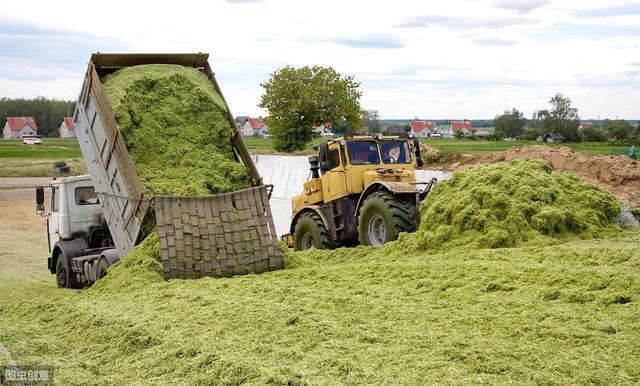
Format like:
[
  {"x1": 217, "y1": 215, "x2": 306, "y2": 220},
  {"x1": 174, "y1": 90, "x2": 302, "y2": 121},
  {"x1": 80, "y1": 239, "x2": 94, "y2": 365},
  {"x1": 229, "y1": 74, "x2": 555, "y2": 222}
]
[{"x1": 422, "y1": 145, "x2": 640, "y2": 207}]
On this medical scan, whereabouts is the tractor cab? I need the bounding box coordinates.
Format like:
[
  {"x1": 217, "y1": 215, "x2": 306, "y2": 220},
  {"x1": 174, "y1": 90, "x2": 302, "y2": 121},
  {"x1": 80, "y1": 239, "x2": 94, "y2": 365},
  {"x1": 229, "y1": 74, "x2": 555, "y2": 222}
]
[{"x1": 287, "y1": 134, "x2": 429, "y2": 251}]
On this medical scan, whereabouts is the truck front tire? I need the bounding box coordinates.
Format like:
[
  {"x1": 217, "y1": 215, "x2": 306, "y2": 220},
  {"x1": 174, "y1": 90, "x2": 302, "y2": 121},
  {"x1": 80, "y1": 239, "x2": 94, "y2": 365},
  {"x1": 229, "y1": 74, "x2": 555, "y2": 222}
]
[
  {"x1": 293, "y1": 212, "x2": 332, "y2": 251},
  {"x1": 358, "y1": 191, "x2": 417, "y2": 247},
  {"x1": 55, "y1": 251, "x2": 81, "y2": 289}
]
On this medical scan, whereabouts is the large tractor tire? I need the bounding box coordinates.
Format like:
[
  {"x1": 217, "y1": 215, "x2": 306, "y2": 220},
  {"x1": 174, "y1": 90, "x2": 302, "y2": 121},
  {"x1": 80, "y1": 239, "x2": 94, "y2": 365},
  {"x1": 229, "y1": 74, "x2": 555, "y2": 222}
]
[
  {"x1": 55, "y1": 251, "x2": 81, "y2": 289},
  {"x1": 293, "y1": 212, "x2": 333, "y2": 251},
  {"x1": 358, "y1": 191, "x2": 418, "y2": 247}
]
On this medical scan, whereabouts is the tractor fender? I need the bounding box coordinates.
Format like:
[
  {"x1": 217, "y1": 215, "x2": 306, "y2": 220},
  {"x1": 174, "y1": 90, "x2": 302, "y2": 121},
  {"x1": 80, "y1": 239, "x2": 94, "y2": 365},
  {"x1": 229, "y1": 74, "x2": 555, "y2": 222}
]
[
  {"x1": 290, "y1": 205, "x2": 331, "y2": 235},
  {"x1": 50, "y1": 238, "x2": 89, "y2": 274},
  {"x1": 355, "y1": 182, "x2": 419, "y2": 218}
]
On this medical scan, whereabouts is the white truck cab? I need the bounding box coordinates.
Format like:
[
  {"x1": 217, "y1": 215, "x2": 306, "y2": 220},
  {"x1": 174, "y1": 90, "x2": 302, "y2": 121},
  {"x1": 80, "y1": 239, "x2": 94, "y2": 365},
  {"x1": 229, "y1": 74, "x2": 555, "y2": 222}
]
[{"x1": 37, "y1": 175, "x2": 119, "y2": 288}]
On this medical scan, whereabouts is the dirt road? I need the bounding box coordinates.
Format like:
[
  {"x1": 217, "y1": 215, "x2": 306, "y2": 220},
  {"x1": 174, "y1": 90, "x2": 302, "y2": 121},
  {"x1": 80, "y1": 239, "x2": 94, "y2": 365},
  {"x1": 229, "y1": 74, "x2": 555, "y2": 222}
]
[{"x1": 0, "y1": 177, "x2": 51, "y2": 202}]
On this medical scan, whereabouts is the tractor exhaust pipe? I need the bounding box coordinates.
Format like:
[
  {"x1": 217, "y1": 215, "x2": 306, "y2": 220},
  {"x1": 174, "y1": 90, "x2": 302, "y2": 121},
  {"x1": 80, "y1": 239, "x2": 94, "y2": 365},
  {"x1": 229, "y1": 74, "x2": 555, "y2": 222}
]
[{"x1": 308, "y1": 156, "x2": 320, "y2": 179}]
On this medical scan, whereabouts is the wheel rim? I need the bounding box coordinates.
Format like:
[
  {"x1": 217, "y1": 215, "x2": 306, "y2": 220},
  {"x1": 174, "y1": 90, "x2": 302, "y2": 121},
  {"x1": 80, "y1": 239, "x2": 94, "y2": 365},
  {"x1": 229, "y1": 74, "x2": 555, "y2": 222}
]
[
  {"x1": 57, "y1": 266, "x2": 66, "y2": 287},
  {"x1": 300, "y1": 233, "x2": 314, "y2": 250},
  {"x1": 368, "y1": 214, "x2": 387, "y2": 247}
]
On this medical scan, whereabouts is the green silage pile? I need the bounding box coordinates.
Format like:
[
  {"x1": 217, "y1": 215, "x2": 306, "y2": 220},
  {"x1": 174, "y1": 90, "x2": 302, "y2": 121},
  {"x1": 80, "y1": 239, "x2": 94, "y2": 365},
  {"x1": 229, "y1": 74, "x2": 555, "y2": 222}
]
[
  {"x1": 403, "y1": 160, "x2": 621, "y2": 251},
  {"x1": 102, "y1": 64, "x2": 251, "y2": 197}
]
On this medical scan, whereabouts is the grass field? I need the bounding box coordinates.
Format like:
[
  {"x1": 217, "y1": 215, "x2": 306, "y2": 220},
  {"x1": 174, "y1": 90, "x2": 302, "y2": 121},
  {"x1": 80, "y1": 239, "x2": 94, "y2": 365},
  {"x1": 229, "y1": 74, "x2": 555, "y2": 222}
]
[
  {"x1": 0, "y1": 137, "x2": 629, "y2": 177},
  {"x1": 0, "y1": 139, "x2": 85, "y2": 177},
  {"x1": 1, "y1": 196, "x2": 639, "y2": 384}
]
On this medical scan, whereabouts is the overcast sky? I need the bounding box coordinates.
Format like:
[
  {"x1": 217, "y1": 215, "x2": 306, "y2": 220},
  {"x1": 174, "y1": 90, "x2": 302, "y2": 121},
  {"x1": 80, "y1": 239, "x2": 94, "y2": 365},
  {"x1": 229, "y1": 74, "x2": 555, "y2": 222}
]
[{"x1": 1, "y1": 0, "x2": 640, "y2": 119}]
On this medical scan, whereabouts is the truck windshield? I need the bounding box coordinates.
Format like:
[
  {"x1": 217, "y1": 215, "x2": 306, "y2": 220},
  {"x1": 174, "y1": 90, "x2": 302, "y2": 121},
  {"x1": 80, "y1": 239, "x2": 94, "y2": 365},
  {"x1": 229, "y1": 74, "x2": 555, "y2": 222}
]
[
  {"x1": 380, "y1": 140, "x2": 411, "y2": 164},
  {"x1": 347, "y1": 141, "x2": 379, "y2": 164}
]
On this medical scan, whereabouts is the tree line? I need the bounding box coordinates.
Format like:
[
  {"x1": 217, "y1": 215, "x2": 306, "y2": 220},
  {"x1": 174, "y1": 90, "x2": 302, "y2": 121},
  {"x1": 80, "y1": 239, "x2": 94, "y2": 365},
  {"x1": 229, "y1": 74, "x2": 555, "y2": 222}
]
[
  {"x1": 0, "y1": 97, "x2": 76, "y2": 137},
  {"x1": 494, "y1": 93, "x2": 638, "y2": 144}
]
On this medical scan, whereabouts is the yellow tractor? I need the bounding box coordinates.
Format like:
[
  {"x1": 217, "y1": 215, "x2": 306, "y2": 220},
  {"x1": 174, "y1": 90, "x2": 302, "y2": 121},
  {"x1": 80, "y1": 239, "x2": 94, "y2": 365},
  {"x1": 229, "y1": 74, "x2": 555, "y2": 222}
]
[{"x1": 284, "y1": 133, "x2": 436, "y2": 251}]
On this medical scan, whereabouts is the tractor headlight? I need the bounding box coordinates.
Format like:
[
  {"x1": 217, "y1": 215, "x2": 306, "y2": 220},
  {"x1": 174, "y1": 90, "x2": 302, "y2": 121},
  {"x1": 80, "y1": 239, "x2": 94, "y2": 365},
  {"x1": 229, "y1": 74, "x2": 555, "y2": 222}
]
[
  {"x1": 407, "y1": 132, "x2": 415, "y2": 139},
  {"x1": 373, "y1": 133, "x2": 383, "y2": 140},
  {"x1": 339, "y1": 139, "x2": 346, "y2": 146},
  {"x1": 410, "y1": 146, "x2": 417, "y2": 153}
]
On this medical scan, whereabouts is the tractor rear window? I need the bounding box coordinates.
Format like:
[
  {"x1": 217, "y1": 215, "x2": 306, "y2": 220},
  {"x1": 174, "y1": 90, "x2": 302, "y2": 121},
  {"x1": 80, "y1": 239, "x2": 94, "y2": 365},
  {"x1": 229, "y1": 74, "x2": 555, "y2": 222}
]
[
  {"x1": 380, "y1": 140, "x2": 411, "y2": 164},
  {"x1": 75, "y1": 186, "x2": 99, "y2": 205},
  {"x1": 347, "y1": 141, "x2": 379, "y2": 164}
]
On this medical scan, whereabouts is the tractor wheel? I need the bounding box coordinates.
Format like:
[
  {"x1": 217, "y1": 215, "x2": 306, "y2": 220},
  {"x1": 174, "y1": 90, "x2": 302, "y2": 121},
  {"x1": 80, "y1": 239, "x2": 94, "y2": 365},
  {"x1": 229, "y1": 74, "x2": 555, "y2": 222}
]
[
  {"x1": 293, "y1": 212, "x2": 333, "y2": 251},
  {"x1": 358, "y1": 191, "x2": 418, "y2": 247},
  {"x1": 55, "y1": 251, "x2": 81, "y2": 289},
  {"x1": 96, "y1": 258, "x2": 110, "y2": 280}
]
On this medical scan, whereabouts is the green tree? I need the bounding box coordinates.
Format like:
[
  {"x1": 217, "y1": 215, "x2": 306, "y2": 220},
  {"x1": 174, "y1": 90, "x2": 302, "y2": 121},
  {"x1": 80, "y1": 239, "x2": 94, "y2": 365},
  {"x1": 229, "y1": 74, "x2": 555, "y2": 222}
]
[
  {"x1": 542, "y1": 93, "x2": 580, "y2": 141},
  {"x1": 494, "y1": 108, "x2": 525, "y2": 139},
  {"x1": 607, "y1": 120, "x2": 634, "y2": 143},
  {"x1": 362, "y1": 109, "x2": 381, "y2": 133},
  {"x1": 259, "y1": 66, "x2": 362, "y2": 152},
  {"x1": 581, "y1": 124, "x2": 606, "y2": 142}
]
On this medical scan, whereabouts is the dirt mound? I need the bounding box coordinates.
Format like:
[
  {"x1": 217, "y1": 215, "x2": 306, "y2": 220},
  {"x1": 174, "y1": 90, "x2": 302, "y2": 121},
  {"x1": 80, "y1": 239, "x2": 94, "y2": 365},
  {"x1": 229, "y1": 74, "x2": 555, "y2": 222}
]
[{"x1": 484, "y1": 145, "x2": 640, "y2": 207}]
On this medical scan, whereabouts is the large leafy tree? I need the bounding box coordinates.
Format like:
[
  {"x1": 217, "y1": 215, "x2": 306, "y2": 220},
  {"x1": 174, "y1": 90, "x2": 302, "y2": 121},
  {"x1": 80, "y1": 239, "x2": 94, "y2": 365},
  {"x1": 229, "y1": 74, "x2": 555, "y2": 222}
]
[
  {"x1": 494, "y1": 108, "x2": 525, "y2": 138},
  {"x1": 542, "y1": 93, "x2": 580, "y2": 141},
  {"x1": 259, "y1": 66, "x2": 363, "y2": 152},
  {"x1": 607, "y1": 119, "x2": 635, "y2": 143},
  {"x1": 362, "y1": 109, "x2": 381, "y2": 133}
]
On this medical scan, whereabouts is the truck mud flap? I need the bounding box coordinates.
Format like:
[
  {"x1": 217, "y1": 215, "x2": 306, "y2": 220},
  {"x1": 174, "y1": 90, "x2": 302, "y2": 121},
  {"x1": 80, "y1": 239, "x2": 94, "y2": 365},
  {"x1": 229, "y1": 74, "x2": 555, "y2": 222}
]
[{"x1": 154, "y1": 185, "x2": 283, "y2": 279}]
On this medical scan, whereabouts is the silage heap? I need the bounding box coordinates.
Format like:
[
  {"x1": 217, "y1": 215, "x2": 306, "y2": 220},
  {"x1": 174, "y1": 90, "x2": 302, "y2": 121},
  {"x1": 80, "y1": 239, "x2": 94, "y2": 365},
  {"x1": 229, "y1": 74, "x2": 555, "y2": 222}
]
[
  {"x1": 93, "y1": 64, "x2": 251, "y2": 287},
  {"x1": 102, "y1": 64, "x2": 251, "y2": 197},
  {"x1": 402, "y1": 159, "x2": 621, "y2": 252}
]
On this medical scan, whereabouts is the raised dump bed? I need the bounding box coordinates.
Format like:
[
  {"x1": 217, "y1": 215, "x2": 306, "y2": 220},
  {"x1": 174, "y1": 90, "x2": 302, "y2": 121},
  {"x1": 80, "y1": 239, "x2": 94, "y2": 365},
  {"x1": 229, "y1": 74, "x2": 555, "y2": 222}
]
[{"x1": 73, "y1": 53, "x2": 282, "y2": 279}]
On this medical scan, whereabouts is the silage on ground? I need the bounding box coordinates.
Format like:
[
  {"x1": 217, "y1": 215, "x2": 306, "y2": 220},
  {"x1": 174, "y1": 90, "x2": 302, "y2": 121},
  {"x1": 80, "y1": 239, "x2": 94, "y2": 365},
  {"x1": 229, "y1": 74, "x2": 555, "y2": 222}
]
[{"x1": 401, "y1": 159, "x2": 621, "y2": 251}]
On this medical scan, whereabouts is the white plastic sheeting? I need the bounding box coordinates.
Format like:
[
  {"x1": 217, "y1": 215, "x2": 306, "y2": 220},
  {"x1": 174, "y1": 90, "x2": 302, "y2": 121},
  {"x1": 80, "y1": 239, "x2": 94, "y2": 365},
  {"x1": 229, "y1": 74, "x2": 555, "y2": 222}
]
[{"x1": 251, "y1": 154, "x2": 451, "y2": 237}]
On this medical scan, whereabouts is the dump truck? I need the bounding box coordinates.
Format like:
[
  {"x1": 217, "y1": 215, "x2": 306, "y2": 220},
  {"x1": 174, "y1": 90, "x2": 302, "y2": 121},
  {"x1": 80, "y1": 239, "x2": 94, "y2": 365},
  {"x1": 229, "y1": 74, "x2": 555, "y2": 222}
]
[
  {"x1": 37, "y1": 53, "x2": 283, "y2": 288},
  {"x1": 284, "y1": 133, "x2": 436, "y2": 251}
]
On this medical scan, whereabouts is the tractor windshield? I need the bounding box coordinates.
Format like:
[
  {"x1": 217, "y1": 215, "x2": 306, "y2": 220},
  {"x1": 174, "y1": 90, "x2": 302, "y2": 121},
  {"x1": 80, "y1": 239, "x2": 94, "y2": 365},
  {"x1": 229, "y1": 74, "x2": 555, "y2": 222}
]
[
  {"x1": 380, "y1": 140, "x2": 411, "y2": 164},
  {"x1": 347, "y1": 141, "x2": 379, "y2": 164}
]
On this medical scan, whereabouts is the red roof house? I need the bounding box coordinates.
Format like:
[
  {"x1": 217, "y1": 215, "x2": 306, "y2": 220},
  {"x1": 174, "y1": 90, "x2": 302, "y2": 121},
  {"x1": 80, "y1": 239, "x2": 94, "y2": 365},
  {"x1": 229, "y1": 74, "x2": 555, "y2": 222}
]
[
  {"x1": 3, "y1": 117, "x2": 38, "y2": 139},
  {"x1": 59, "y1": 117, "x2": 76, "y2": 138},
  {"x1": 450, "y1": 120, "x2": 473, "y2": 135},
  {"x1": 411, "y1": 120, "x2": 436, "y2": 137},
  {"x1": 240, "y1": 117, "x2": 269, "y2": 137},
  {"x1": 578, "y1": 122, "x2": 592, "y2": 130}
]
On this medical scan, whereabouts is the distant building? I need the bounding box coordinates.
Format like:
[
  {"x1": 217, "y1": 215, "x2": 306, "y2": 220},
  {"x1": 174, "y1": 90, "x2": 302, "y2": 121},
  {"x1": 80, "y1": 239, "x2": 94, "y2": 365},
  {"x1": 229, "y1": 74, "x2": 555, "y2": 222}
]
[
  {"x1": 385, "y1": 126, "x2": 406, "y2": 135},
  {"x1": 578, "y1": 122, "x2": 592, "y2": 130},
  {"x1": 59, "y1": 117, "x2": 76, "y2": 138},
  {"x1": 312, "y1": 122, "x2": 334, "y2": 137},
  {"x1": 441, "y1": 120, "x2": 473, "y2": 138},
  {"x1": 3, "y1": 116, "x2": 37, "y2": 139},
  {"x1": 238, "y1": 117, "x2": 269, "y2": 137},
  {"x1": 545, "y1": 133, "x2": 565, "y2": 143},
  {"x1": 411, "y1": 120, "x2": 436, "y2": 137}
]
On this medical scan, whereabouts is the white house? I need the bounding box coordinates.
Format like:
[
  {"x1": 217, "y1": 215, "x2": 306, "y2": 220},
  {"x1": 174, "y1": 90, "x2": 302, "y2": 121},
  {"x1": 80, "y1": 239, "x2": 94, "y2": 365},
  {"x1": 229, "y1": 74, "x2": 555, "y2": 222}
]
[
  {"x1": 3, "y1": 117, "x2": 38, "y2": 139},
  {"x1": 411, "y1": 120, "x2": 436, "y2": 137},
  {"x1": 240, "y1": 117, "x2": 268, "y2": 137},
  {"x1": 59, "y1": 117, "x2": 76, "y2": 138},
  {"x1": 312, "y1": 123, "x2": 334, "y2": 137}
]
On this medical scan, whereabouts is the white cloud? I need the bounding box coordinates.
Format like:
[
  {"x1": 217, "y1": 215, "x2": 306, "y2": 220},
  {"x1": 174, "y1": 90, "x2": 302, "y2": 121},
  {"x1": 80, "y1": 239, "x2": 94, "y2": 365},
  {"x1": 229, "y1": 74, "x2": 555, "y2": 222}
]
[{"x1": 0, "y1": 0, "x2": 639, "y2": 119}]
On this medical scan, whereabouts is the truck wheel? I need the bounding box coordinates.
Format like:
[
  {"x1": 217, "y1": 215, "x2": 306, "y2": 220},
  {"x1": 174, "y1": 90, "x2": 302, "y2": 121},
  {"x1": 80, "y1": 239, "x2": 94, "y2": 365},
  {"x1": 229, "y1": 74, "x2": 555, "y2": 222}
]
[
  {"x1": 293, "y1": 212, "x2": 332, "y2": 251},
  {"x1": 96, "y1": 258, "x2": 110, "y2": 280},
  {"x1": 55, "y1": 251, "x2": 81, "y2": 289},
  {"x1": 358, "y1": 191, "x2": 418, "y2": 247}
]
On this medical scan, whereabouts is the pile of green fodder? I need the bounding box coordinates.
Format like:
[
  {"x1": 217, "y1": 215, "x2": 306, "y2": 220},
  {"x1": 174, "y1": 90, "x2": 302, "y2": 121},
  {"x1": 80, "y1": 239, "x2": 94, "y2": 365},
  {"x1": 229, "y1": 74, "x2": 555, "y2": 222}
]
[
  {"x1": 401, "y1": 160, "x2": 621, "y2": 251},
  {"x1": 102, "y1": 64, "x2": 251, "y2": 197}
]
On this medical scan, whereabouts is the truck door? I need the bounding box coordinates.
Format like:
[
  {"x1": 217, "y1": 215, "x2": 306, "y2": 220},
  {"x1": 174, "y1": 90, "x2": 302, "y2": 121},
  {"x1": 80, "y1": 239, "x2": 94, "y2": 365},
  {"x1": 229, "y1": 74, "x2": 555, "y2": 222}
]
[{"x1": 48, "y1": 185, "x2": 60, "y2": 249}]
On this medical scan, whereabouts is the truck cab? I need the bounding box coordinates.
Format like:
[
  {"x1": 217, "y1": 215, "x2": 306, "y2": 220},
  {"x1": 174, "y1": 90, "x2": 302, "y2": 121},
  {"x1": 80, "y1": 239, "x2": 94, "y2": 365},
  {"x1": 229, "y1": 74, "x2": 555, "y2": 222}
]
[{"x1": 37, "y1": 175, "x2": 117, "y2": 288}]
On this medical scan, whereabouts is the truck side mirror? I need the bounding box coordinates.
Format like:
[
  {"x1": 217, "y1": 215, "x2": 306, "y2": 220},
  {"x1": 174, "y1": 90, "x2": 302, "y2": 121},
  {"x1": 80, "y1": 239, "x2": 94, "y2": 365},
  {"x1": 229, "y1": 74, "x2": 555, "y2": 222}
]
[{"x1": 35, "y1": 186, "x2": 45, "y2": 215}]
